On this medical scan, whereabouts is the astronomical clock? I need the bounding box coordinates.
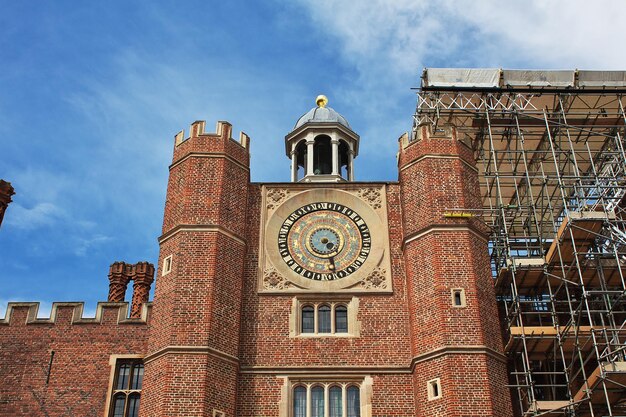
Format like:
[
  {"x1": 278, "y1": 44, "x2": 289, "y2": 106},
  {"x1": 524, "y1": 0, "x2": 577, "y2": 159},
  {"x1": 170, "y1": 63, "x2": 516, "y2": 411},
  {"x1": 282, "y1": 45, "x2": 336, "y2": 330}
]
[{"x1": 258, "y1": 185, "x2": 392, "y2": 293}]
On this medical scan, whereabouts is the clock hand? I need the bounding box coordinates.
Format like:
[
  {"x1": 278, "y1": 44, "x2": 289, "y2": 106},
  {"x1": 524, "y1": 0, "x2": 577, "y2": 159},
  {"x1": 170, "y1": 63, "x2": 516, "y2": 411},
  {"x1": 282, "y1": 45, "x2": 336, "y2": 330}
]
[{"x1": 328, "y1": 254, "x2": 336, "y2": 271}]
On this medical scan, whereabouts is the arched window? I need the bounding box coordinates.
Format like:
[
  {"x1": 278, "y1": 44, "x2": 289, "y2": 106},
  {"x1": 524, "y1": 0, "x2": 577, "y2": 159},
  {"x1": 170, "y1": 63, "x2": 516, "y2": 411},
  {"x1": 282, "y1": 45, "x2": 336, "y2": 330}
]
[
  {"x1": 295, "y1": 140, "x2": 307, "y2": 180},
  {"x1": 318, "y1": 305, "x2": 331, "y2": 333},
  {"x1": 116, "y1": 364, "x2": 130, "y2": 390},
  {"x1": 112, "y1": 394, "x2": 126, "y2": 417},
  {"x1": 127, "y1": 394, "x2": 140, "y2": 417},
  {"x1": 301, "y1": 305, "x2": 315, "y2": 333},
  {"x1": 335, "y1": 305, "x2": 348, "y2": 333},
  {"x1": 347, "y1": 385, "x2": 361, "y2": 417},
  {"x1": 293, "y1": 386, "x2": 306, "y2": 417},
  {"x1": 313, "y1": 135, "x2": 332, "y2": 175},
  {"x1": 311, "y1": 386, "x2": 325, "y2": 417},
  {"x1": 339, "y1": 140, "x2": 350, "y2": 179},
  {"x1": 130, "y1": 363, "x2": 143, "y2": 389},
  {"x1": 329, "y1": 386, "x2": 343, "y2": 417}
]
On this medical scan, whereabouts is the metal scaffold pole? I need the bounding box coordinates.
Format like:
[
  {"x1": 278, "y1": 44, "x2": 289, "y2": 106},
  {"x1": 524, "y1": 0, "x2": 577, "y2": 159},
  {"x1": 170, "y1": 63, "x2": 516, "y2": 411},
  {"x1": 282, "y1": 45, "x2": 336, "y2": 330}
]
[{"x1": 414, "y1": 68, "x2": 626, "y2": 417}]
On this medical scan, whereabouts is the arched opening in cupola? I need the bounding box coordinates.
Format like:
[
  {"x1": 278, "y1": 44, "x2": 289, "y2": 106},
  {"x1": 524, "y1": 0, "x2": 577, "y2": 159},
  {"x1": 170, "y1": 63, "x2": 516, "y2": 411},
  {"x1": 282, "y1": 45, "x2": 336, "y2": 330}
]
[{"x1": 313, "y1": 135, "x2": 332, "y2": 175}]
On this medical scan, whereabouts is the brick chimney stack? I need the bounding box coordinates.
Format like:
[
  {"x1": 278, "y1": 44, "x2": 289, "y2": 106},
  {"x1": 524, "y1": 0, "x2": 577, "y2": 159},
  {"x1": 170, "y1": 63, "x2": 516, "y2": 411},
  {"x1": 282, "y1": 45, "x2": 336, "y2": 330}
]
[
  {"x1": 0, "y1": 180, "x2": 15, "y2": 228},
  {"x1": 107, "y1": 262, "x2": 132, "y2": 303},
  {"x1": 108, "y1": 261, "x2": 155, "y2": 318},
  {"x1": 130, "y1": 262, "x2": 155, "y2": 318}
]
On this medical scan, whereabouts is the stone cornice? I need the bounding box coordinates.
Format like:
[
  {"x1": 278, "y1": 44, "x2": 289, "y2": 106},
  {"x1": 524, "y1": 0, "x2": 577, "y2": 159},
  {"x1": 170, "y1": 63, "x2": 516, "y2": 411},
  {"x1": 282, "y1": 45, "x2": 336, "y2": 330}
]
[
  {"x1": 159, "y1": 224, "x2": 246, "y2": 246},
  {"x1": 144, "y1": 345, "x2": 239, "y2": 366},
  {"x1": 410, "y1": 345, "x2": 508, "y2": 369},
  {"x1": 237, "y1": 346, "x2": 507, "y2": 375},
  {"x1": 398, "y1": 154, "x2": 478, "y2": 173},
  {"x1": 403, "y1": 224, "x2": 489, "y2": 250},
  {"x1": 169, "y1": 151, "x2": 250, "y2": 172}
]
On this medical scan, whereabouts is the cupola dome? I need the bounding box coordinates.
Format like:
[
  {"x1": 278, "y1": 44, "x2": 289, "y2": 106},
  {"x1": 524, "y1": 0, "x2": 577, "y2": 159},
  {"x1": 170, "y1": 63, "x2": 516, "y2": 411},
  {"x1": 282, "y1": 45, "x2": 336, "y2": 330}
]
[
  {"x1": 285, "y1": 95, "x2": 359, "y2": 183},
  {"x1": 293, "y1": 95, "x2": 351, "y2": 130}
]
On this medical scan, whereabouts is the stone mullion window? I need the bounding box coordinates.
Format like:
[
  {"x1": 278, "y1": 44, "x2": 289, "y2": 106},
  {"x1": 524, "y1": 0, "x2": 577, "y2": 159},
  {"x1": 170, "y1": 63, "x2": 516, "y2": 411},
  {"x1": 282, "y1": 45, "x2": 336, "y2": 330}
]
[
  {"x1": 287, "y1": 381, "x2": 364, "y2": 417},
  {"x1": 294, "y1": 300, "x2": 357, "y2": 337},
  {"x1": 108, "y1": 359, "x2": 143, "y2": 417}
]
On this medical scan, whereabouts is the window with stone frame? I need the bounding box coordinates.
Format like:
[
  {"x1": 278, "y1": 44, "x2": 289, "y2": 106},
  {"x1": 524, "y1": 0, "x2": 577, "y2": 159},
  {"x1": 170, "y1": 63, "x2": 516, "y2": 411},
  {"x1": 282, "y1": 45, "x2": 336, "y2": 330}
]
[
  {"x1": 108, "y1": 359, "x2": 144, "y2": 417},
  {"x1": 299, "y1": 302, "x2": 351, "y2": 335},
  {"x1": 292, "y1": 383, "x2": 362, "y2": 417}
]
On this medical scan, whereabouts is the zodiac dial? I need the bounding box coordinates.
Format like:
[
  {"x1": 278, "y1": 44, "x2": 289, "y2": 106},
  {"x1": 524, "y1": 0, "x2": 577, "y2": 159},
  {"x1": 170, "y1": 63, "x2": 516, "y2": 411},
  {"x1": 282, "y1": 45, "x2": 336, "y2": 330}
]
[{"x1": 277, "y1": 202, "x2": 371, "y2": 280}]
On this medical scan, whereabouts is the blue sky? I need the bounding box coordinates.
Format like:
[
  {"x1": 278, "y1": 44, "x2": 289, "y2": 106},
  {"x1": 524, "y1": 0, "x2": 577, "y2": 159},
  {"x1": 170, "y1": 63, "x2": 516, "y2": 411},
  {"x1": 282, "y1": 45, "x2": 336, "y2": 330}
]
[{"x1": 2, "y1": 0, "x2": 626, "y2": 317}]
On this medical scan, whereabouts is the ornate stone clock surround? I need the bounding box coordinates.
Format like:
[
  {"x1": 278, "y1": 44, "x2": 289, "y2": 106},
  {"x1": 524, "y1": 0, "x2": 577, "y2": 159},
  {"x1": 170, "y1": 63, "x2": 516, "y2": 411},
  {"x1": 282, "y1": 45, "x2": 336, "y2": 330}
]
[{"x1": 258, "y1": 184, "x2": 392, "y2": 293}]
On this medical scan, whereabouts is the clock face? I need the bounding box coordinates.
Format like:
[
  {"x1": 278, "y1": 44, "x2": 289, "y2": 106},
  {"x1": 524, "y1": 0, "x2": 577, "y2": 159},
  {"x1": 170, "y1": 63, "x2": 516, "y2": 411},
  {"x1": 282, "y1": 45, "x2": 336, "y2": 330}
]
[{"x1": 278, "y1": 202, "x2": 371, "y2": 280}]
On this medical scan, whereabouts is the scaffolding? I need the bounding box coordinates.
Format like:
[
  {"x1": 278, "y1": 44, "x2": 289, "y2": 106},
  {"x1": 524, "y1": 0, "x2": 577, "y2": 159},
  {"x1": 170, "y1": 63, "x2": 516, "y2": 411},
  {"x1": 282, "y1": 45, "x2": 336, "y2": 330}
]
[{"x1": 414, "y1": 69, "x2": 626, "y2": 417}]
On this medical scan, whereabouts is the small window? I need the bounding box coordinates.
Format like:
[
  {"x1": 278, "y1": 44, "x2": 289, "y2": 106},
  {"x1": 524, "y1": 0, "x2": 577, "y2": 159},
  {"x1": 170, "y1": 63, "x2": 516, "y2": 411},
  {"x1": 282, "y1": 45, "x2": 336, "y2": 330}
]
[
  {"x1": 347, "y1": 386, "x2": 360, "y2": 417},
  {"x1": 311, "y1": 386, "x2": 325, "y2": 417},
  {"x1": 293, "y1": 386, "x2": 306, "y2": 417},
  {"x1": 329, "y1": 386, "x2": 342, "y2": 417},
  {"x1": 335, "y1": 305, "x2": 348, "y2": 333},
  {"x1": 428, "y1": 378, "x2": 442, "y2": 400},
  {"x1": 163, "y1": 255, "x2": 172, "y2": 275},
  {"x1": 318, "y1": 305, "x2": 331, "y2": 333},
  {"x1": 451, "y1": 288, "x2": 466, "y2": 307},
  {"x1": 109, "y1": 359, "x2": 143, "y2": 417},
  {"x1": 302, "y1": 306, "x2": 315, "y2": 333}
]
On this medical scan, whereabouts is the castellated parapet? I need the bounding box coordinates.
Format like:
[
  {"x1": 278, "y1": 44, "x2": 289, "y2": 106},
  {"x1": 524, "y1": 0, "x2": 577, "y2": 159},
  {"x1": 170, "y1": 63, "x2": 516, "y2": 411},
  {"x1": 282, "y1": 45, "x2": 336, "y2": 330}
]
[
  {"x1": 0, "y1": 300, "x2": 151, "y2": 416},
  {"x1": 171, "y1": 120, "x2": 250, "y2": 169},
  {"x1": 0, "y1": 301, "x2": 152, "y2": 325}
]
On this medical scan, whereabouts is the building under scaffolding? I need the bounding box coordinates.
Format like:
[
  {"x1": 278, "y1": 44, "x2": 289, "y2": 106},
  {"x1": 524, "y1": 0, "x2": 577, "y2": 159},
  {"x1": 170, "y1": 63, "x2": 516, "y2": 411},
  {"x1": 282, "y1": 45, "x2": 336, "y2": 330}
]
[{"x1": 414, "y1": 69, "x2": 626, "y2": 417}]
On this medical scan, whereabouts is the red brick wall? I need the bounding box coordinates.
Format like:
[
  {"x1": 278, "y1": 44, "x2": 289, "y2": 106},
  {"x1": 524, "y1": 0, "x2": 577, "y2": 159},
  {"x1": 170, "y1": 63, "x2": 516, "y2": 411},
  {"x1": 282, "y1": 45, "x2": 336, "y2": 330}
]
[
  {"x1": 399, "y1": 132, "x2": 513, "y2": 416},
  {"x1": 141, "y1": 121, "x2": 249, "y2": 417},
  {"x1": 0, "y1": 303, "x2": 149, "y2": 417},
  {"x1": 236, "y1": 183, "x2": 417, "y2": 415}
]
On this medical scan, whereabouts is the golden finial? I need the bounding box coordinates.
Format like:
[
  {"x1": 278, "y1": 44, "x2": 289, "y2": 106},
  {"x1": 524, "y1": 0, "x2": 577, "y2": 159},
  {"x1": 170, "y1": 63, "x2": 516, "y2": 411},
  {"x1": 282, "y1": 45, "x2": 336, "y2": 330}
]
[{"x1": 316, "y1": 95, "x2": 328, "y2": 108}]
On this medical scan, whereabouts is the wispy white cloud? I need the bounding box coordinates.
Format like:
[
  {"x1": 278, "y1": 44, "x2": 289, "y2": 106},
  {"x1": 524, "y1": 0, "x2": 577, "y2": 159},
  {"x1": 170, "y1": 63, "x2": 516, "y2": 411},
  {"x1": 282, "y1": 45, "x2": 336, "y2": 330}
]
[
  {"x1": 73, "y1": 234, "x2": 113, "y2": 257},
  {"x1": 288, "y1": 0, "x2": 626, "y2": 174},
  {"x1": 295, "y1": 0, "x2": 626, "y2": 73},
  {"x1": 6, "y1": 202, "x2": 65, "y2": 230}
]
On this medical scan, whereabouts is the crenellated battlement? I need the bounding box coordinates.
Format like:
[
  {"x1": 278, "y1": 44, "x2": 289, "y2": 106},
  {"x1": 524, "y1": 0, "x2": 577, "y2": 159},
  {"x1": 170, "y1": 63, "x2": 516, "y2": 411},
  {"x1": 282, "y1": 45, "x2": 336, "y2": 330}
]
[
  {"x1": 0, "y1": 301, "x2": 152, "y2": 326},
  {"x1": 174, "y1": 120, "x2": 250, "y2": 150}
]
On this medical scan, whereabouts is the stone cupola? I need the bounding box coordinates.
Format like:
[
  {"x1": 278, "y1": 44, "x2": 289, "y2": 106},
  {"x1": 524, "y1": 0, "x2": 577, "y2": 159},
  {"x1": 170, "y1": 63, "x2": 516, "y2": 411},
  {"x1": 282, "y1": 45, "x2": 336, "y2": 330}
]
[{"x1": 285, "y1": 95, "x2": 359, "y2": 182}]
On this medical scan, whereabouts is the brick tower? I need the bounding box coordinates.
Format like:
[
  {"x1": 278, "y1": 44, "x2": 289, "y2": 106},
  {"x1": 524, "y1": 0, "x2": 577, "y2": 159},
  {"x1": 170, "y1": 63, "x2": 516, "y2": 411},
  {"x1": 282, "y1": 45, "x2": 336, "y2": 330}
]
[
  {"x1": 140, "y1": 121, "x2": 251, "y2": 417},
  {"x1": 398, "y1": 124, "x2": 512, "y2": 416}
]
